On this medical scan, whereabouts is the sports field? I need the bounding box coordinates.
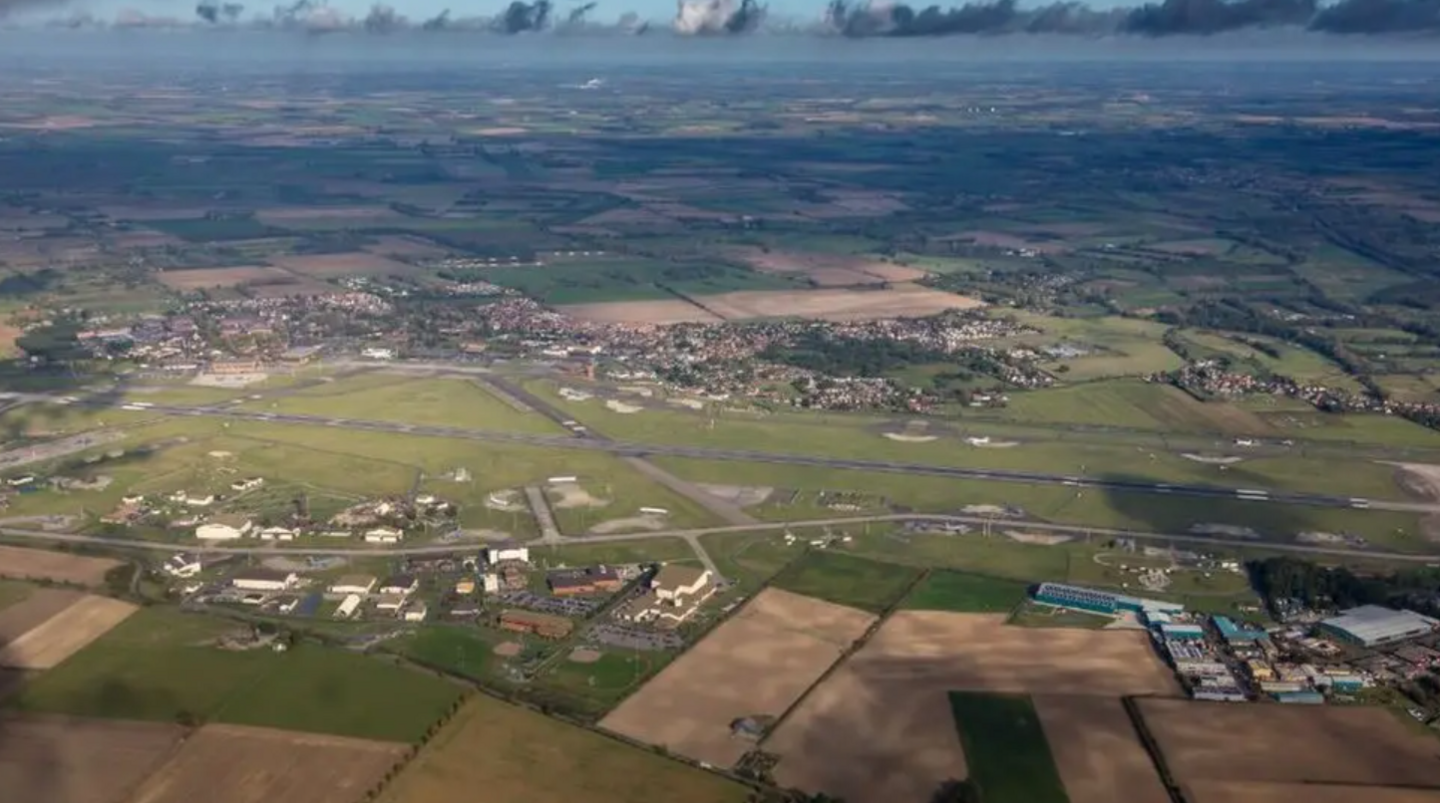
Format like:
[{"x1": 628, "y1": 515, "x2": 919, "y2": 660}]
[
  {"x1": 379, "y1": 693, "x2": 749, "y2": 803},
  {"x1": 948, "y1": 692, "x2": 1069, "y2": 803},
  {"x1": 9, "y1": 607, "x2": 461, "y2": 742},
  {"x1": 600, "y1": 587, "x2": 874, "y2": 768}
]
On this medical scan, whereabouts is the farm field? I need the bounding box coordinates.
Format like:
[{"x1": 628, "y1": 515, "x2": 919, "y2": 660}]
[
  {"x1": 0, "y1": 545, "x2": 120, "y2": 586},
  {"x1": 0, "y1": 713, "x2": 185, "y2": 803},
  {"x1": 0, "y1": 595, "x2": 137, "y2": 670},
  {"x1": 988, "y1": 380, "x2": 1272, "y2": 435},
  {"x1": 246, "y1": 374, "x2": 563, "y2": 435},
  {"x1": 948, "y1": 692, "x2": 1069, "y2": 803},
  {"x1": 768, "y1": 550, "x2": 921, "y2": 613},
  {"x1": 1186, "y1": 784, "x2": 1440, "y2": 803},
  {"x1": 765, "y1": 611, "x2": 1179, "y2": 802},
  {"x1": 378, "y1": 692, "x2": 749, "y2": 803},
  {"x1": 127, "y1": 723, "x2": 408, "y2": 803},
  {"x1": 0, "y1": 588, "x2": 84, "y2": 643},
  {"x1": 560, "y1": 285, "x2": 982, "y2": 323},
  {"x1": 1034, "y1": 695, "x2": 1170, "y2": 803},
  {"x1": 1139, "y1": 698, "x2": 1440, "y2": 789},
  {"x1": 901, "y1": 570, "x2": 1030, "y2": 614},
  {"x1": 994, "y1": 312, "x2": 1183, "y2": 379},
  {"x1": 8, "y1": 607, "x2": 461, "y2": 742},
  {"x1": 600, "y1": 587, "x2": 874, "y2": 767}
]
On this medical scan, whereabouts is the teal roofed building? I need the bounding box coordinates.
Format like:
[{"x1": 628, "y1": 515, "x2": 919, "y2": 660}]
[{"x1": 1032, "y1": 582, "x2": 1184, "y2": 617}]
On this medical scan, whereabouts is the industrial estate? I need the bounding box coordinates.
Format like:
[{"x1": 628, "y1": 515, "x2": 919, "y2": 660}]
[{"x1": 3, "y1": 30, "x2": 1440, "y2": 803}]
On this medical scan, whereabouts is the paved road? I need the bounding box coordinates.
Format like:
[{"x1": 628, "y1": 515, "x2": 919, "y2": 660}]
[
  {"x1": 39, "y1": 396, "x2": 1427, "y2": 516},
  {"x1": 4, "y1": 513, "x2": 1439, "y2": 564}
]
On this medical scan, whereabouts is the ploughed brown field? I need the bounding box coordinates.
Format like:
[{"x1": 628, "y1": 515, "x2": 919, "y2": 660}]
[
  {"x1": 126, "y1": 723, "x2": 408, "y2": 803},
  {"x1": 1188, "y1": 783, "x2": 1440, "y2": 803},
  {"x1": 157, "y1": 266, "x2": 292, "y2": 290},
  {"x1": 0, "y1": 713, "x2": 186, "y2": 803},
  {"x1": 599, "y1": 587, "x2": 875, "y2": 768},
  {"x1": 0, "y1": 595, "x2": 138, "y2": 669},
  {"x1": 1033, "y1": 695, "x2": 1170, "y2": 803},
  {"x1": 0, "y1": 588, "x2": 84, "y2": 643},
  {"x1": 1140, "y1": 698, "x2": 1440, "y2": 789},
  {"x1": 765, "y1": 612, "x2": 1180, "y2": 803},
  {"x1": 561, "y1": 285, "x2": 983, "y2": 325},
  {"x1": 0, "y1": 545, "x2": 120, "y2": 586}
]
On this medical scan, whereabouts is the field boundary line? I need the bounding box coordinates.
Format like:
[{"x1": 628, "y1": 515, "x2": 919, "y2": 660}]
[
  {"x1": 757, "y1": 563, "x2": 932, "y2": 751},
  {"x1": 1120, "y1": 695, "x2": 1190, "y2": 803}
]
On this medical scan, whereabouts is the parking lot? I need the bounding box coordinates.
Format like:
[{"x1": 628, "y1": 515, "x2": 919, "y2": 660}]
[
  {"x1": 497, "y1": 590, "x2": 601, "y2": 617},
  {"x1": 587, "y1": 623, "x2": 683, "y2": 652}
]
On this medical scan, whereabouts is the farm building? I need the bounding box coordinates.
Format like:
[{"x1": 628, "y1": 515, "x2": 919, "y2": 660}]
[
  {"x1": 499, "y1": 609, "x2": 573, "y2": 639},
  {"x1": 231, "y1": 569, "x2": 298, "y2": 592},
  {"x1": 195, "y1": 515, "x2": 253, "y2": 541},
  {"x1": 375, "y1": 594, "x2": 408, "y2": 612},
  {"x1": 486, "y1": 542, "x2": 530, "y2": 564},
  {"x1": 1032, "y1": 582, "x2": 1184, "y2": 617},
  {"x1": 328, "y1": 575, "x2": 377, "y2": 595},
  {"x1": 1319, "y1": 605, "x2": 1439, "y2": 648},
  {"x1": 548, "y1": 566, "x2": 623, "y2": 596}
]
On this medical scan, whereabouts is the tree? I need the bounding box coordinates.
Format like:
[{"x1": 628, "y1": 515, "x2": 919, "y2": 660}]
[{"x1": 930, "y1": 779, "x2": 980, "y2": 803}]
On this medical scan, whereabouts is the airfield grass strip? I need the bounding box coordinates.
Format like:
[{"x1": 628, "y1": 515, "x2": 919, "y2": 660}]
[{"x1": 949, "y1": 692, "x2": 1070, "y2": 803}]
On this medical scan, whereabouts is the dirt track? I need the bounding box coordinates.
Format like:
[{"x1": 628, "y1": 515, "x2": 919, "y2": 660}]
[
  {"x1": 127, "y1": 723, "x2": 407, "y2": 803},
  {"x1": 0, "y1": 713, "x2": 184, "y2": 803},
  {"x1": 0, "y1": 545, "x2": 120, "y2": 586},
  {"x1": 0, "y1": 595, "x2": 137, "y2": 669},
  {"x1": 1141, "y1": 698, "x2": 1440, "y2": 788},
  {"x1": 765, "y1": 613, "x2": 1179, "y2": 803},
  {"x1": 599, "y1": 588, "x2": 874, "y2": 768}
]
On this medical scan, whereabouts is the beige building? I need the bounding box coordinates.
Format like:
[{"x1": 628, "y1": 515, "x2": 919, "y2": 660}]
[{"x1": 616, "y1": 564, "x2": 716, "y2": 627}]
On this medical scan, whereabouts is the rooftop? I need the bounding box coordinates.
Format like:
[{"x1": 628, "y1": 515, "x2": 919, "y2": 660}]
[
  {"x1": 231, "y1": 568, "x2": 293, "y2": 583},
  {"x1": 1322, "y1": 605, "x2": 1439, "y2": 643},
  {"x1": 652, "y1": 564, "x2": 707, "y2": 591}
]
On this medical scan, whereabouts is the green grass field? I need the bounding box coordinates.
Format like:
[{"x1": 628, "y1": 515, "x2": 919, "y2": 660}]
[
  {"x1": 9, "y1": 607, "x2": 461, "y2": 742},
  {"x1": 989, "y1": 380, "x2": 1272, "y2": 435},
  {"x1": 398, "y1": 624, "x2": 516, "y2": 686},
  {"x1": 0, "y1": 579, "x2": 35, "y2": 610},
  {"x1": 902, "y1": 570, "x2": 1030, "y2": 613},
  {"x1": 1007, "y1": 600, "x2": 1113, "y2": 629},
  {"x1": 948, "y1": 692, "x2": 1071, "y2": 803},
  {"x1": 995, "y1": 312, "x2": 1183, "y2": 380},
  {"x1": 482, "y1": 258, "x2": 798, "y2": 304},
  {"x1": 378, "y1": 693, "x2": 749, "y2": 803},
  {"x1": 768, "y1": 549, "x2": 921, "y2": 613},
  {"x1": 247, "y1": 374, "x2": 563, "y2": 435}
]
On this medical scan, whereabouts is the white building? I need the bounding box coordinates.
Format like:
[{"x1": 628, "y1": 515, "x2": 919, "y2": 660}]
[
  {"x1": 162, "y1": 554, "x2": 202, "y2": 578},
  {"x1": 486, "y1": 543, "x2": 530, "y2": 564},
  {"x1": 653, "y1": 565, "x2": 712, "y2": 602},
  {"x1": 403, "y1": 603, "x2": 429, "y2": 622},
  {"x1": 379, "y1": 575, "x2": 419, "y2": 596},
  {"x1": 195, "y1": 517, "x2": 253, "y2": 541},
  {"x1": 375, "y1": 593, "x2": 407, "y2": 612},
  {"x1": 230, "y1": 477, "x2": 264, "y2": 492},
  {"x1": 364, "y1": 527, "x2": 403, "y2": 544},
  {"x1": 257, "y1": 526, "x2": 296, "y2": 541},
  {"x1": 335, "y1": 594, "x2": 362, "y2": 619},
  {"x1": 328, "y1": 575, "x2": 377, "y2": 595},
  {"x1": 361, "y1": 347, "x2": 394, "y2": 360},
  {"x1": 482, "y1": 573, "x2": 501, "y2": 594},
  {"x1": 230, "y1": 569, "x2": 298, "y2": 592},
  {"x1": 184, "y1": 494, "x2": 216, "y2": 507}
]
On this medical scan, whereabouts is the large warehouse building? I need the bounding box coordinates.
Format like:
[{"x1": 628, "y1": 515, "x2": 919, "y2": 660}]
[
  {"x1": 1318, "y1": 605, "x2": 1439, "y2": 648},
  {"x1": 1032, "y1": 582, "x2": 1184, "y2": 617}
]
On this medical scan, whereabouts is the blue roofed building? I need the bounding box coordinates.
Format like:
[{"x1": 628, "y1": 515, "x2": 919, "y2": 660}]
[
  {"x1": 1032, "y1": 582, "x2": 1184, "y2": 617},
  {"x1": 1214, "y1": 615, "x2": 1269, "y2": 644},
  {"x1": 1160, "y1": 623, "x2": 1206, "y2": 640}
]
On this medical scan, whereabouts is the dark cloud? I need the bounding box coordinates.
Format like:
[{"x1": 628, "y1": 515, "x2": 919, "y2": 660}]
[
  {"x1": 499, "y1": 0, "x2": 552, "y2": 31},
  {"x1": 1309, "y1": 0, "x2": 1440, "y2": 32},
  {"x1": 1124, "y1": 0, "x2": 1317, "y2": 35}
]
